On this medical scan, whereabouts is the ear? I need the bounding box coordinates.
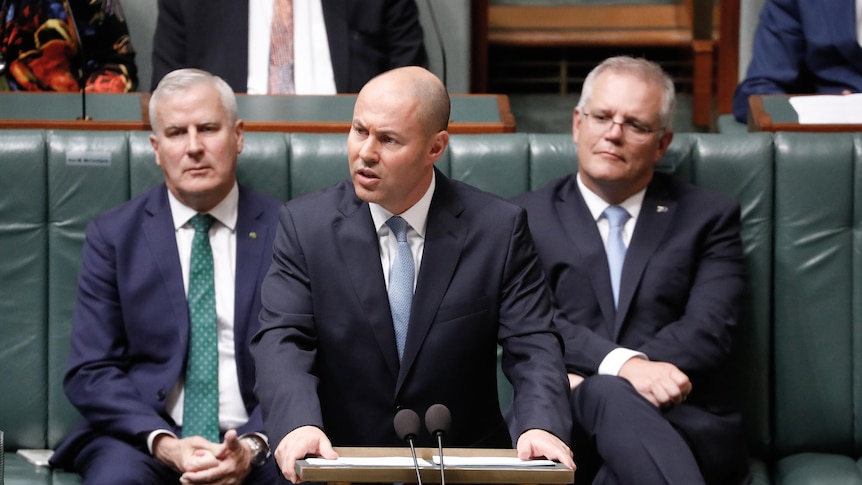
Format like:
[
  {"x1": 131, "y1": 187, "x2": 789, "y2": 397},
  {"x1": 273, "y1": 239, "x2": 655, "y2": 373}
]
[
  {"x1": 234, "y1": 119, "x2": 245, "y2": 154},
  {"x1": 572, "y1": 107, "x2": 583, "y2": 142},
  {"x1": 653, "y1": 129, "x2": 674, "y2": 164},
  {"x1": 149, "y1": 134, "x2": 162, "y2": 167},
  {"x1": 428, "y1": 130, "x2": 449, "y2": 165}
]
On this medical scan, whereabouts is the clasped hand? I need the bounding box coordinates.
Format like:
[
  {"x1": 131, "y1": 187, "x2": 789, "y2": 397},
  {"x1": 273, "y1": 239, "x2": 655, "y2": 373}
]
[{"x1": 153, "y1": 429, "x2": 254, "y2": 484}]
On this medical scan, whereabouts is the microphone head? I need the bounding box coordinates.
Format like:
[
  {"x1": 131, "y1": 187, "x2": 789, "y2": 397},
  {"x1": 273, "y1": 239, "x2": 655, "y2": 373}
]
[
  {"x1": 425, "y1": 403, "x2": 451, "y2": 436},
  {"x1": 394, "y1": 408, "x2": 421, "y2": 442}
]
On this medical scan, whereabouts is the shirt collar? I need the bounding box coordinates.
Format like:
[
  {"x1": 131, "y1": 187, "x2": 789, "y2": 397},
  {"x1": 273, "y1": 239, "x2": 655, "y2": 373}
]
[
  {"x1": 576, "y1": 173, "x2": 645, "y2": 222},
  {"x1": 168, "y1": 182, "x2": 239, "y2": 231},
  {"x1": 369, "y1": 170, "x2": 436, "y2": 237}
]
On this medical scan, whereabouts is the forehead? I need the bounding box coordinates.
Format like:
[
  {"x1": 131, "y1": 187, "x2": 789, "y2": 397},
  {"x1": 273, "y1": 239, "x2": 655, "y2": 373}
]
[
  {"x1": 155, "y1": 83, "x2": 227, "y2": 126},
  {"x1": 588, "y1": 71, "x2": 664, "y2": 119},
  {"x1": 353, "y1": 87, "x2": 423, "y2": 133}
]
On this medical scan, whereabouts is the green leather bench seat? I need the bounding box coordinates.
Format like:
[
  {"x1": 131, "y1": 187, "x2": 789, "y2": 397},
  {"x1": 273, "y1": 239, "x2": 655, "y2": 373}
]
[{"x1": 0, "y1": 129, "x2": 855, "y2": 484}]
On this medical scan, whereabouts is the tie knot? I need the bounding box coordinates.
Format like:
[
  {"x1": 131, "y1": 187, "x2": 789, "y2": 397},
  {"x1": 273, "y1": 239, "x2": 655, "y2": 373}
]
[
  {"x1": 189, "y1": 214, "x2": 216, "y2": 233},
  {"x1": 603, "y1": 206, "x2": 630, "y2": 228},
  {"x1": 386, "y1": 216, "x2": 409, "y2": 242}
]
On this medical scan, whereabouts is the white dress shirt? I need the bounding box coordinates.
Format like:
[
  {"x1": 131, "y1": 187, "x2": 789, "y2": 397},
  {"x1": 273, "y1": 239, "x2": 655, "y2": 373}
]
[
  {"x1": 370, "y1": 172, "x2": 436, "y2": 293},
  {"x1": 247, "y1": 0, "x2": 337, "y2": 94}
]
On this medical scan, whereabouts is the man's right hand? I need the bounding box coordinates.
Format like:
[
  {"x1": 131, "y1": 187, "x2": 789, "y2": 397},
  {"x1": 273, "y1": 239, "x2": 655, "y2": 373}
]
[
  {"x1": 618, "y1": 358, "x2": 692, "y2": 408},
  {"x1": 275, "y1": 425, "x2": 339, "y2": 483}
]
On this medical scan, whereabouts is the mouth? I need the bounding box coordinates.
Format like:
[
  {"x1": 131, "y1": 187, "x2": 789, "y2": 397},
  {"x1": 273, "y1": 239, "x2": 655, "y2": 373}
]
[
  {"x1": 185, "y1": 165, "x2": 212, "y2": 176},
  {"x1": 595, "y1": 149, "x2": 624, "y2": 162},
  {"x1": 355, "y1": 167, "x2": 380, "y2": 183}
]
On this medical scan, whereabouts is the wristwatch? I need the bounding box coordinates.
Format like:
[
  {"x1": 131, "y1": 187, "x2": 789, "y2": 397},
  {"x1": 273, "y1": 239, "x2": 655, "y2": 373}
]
[{"x1": 242, "y1": 436, "x2": 268, "y2": 467}]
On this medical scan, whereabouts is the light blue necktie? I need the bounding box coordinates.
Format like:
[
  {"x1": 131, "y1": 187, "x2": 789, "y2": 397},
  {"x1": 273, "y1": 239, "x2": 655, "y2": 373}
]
[
  {"x1": 183, "y1": 214, "x2": 219, "y2": 442},
  {"x1": 386, "y1": 216, "x2": 414, "y2": 361},
  {"x1": 604, "y1": 206, "x2": 630, "y2": 308}
]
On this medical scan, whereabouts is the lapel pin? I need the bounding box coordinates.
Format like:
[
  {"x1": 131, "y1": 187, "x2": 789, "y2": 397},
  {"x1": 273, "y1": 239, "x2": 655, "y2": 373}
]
[
  {"x1": 656, "y1": 205, "x2": 668, "y2": 213},
  {"x1": 249, "y1": 232, "x2": 257, "y2": 239}
]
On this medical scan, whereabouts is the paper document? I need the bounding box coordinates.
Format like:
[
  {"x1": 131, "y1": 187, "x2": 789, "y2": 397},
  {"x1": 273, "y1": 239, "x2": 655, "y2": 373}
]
[
  {"x1": 305, "y1": 456, "x2": 433, "y2": 467},
  {"x1": 788, "y1": 93, "x2": 862, "y2": 124},
  {"x1": 432, "y1": 456, "x2": 557, "y2": 467},
  {"x1": 16, "y1": 449, "x2": 54, "y2": 466}
]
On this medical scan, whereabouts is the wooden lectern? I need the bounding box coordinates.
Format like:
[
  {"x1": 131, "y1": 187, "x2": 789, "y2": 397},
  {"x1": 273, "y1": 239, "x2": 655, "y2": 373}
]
[{"x1": 296, "y1": 447, "x2": 574, "y2": 484}]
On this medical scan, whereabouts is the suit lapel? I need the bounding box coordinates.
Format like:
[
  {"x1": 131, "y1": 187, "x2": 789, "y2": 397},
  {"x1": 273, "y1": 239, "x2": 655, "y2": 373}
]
[
  {"x1": 613, "y1": 178, "x2": 675, "y2": 338},
  {"x1": 233, "y1": 188, "x2": 272, "y2": 356},
  {"x1": 561, "y1": 178, "x2": 617, "y2": 328},
  {"x1": 334, "y1": 188, "x2": 401, "y2": 381},
  {"x1": 141, "y1": 187, "x2": 190, "y2": 348},
  {"x1": 396, "y1": 172, "x2": 465, "y2": 393}
]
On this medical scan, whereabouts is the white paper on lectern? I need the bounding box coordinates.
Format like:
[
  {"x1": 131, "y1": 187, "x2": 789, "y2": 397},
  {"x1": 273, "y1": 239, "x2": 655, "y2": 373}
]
[
  {"x1": 305, "y1": 456, "x2": 433, "y2": 467},
  {"x1": 431, "y1": 456, "x2": 557, "y2": 467},
  {"x1": 788, "y1": 93, "x2": 862, "y2": 124}
]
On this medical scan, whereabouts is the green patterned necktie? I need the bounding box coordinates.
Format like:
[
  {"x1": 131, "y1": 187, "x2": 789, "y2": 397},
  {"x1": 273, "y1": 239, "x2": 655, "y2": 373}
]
[{"x1": 183, "y1": 213, "x2": 219, "y2": 442}]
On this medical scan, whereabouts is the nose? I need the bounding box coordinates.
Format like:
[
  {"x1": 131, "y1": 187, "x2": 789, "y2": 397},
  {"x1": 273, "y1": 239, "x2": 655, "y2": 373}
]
[
  {"x1": 603, "y1": 120, "x2": 625, "y2": 140},
  {"x1": 358, "y1": 136, "x2": 379, "y2": 163},
  {"x1": 186, "y1": 128, "x2": 204, "y2": 154}
]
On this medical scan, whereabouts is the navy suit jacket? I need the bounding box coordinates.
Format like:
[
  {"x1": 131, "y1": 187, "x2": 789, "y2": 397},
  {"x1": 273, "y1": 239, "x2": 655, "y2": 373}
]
[
  {"x1": 514, "y1": 173, "x2": 747, "y2": 468},
  {"x1": 252, "y1": 169, "x2": 571, "y2": 449},
  {"x1": 733, "y1": 0, "x2": 862, "y2": 122},
  {"x1": 51, "y1": 184, "x2": 281, "y2": 467},
  {"x1": 152, "y1": 0, "x2": 428, "y2": 93}
]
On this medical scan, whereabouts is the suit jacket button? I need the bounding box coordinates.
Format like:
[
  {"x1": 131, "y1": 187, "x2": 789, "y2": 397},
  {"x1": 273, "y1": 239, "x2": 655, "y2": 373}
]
[{"x1": 156, "y1": 390, "x2": 166, "y2": 401}]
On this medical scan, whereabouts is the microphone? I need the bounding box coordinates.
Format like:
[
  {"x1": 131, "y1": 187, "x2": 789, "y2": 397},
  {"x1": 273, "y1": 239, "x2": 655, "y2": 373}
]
[
  {"x1": 425, "y1": 404, "x2": 451, "y2": 485},
  {"x1": 394, "y1": 408, "x2": 423, "y2": 485}
]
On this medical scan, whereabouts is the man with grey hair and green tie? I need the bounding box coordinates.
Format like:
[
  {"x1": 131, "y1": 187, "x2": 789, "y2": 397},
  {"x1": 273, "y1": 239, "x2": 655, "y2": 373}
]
[{"x1": 50, "y1": 68, "x2": 281, "y2": 484}]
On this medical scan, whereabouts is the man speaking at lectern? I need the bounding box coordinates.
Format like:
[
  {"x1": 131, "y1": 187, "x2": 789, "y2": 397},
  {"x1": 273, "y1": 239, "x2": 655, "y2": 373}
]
[{"x1": 251, "y1": 66, "x2": 574, "y2": 483}]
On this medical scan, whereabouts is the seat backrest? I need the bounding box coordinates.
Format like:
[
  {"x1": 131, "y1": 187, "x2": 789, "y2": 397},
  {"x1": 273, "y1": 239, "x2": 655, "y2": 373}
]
[
  {"x1": 0, "y1": 130, "x2": 49, "y2": 450},
  {"x1": 772, "y1": 132, "x2": 862, "y2": 458},
  {"x1": 0, "y1": 130, "x2": 775, "y2": 464}
]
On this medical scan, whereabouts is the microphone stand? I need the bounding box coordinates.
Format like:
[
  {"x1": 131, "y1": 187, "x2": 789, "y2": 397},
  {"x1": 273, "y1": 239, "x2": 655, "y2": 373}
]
[
  {"x1": 434, "y1": 431, "x2": 445, "y2": 485},
  {"x1": 425, "y1": 404, "x2": 451, "y2": 485},
  {"x1": 63, "y1": 0, "x2": 91, "y2": 120},
  {"x1": 394, "y1": 408, "x2": 423, "y2": 485}
]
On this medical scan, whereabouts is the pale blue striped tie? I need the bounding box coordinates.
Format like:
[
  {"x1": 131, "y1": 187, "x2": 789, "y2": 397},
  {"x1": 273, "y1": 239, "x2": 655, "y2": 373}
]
[
  {"x1": 604, "y1": 206, "x2": 630, "y2": 308},
  {"x1": 386, "y1": 217, "x2": 414, "y2": 360}
]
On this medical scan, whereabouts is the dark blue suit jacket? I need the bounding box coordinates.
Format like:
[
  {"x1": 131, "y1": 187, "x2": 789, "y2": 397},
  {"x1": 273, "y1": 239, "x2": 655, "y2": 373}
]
[
  {"x1": 515, "y1": 173, "x2": 749, "y2": 479},
  {"x1": 51, "y1": 184, "x2": 280, "y2": 467},
  {"x1": 151, "y1": 0, "x2": 428, "y2": 93},
  {"x1": 733, "y1": 0, "x2": 862, "y2": 122},
  {"x1": 252, "y1": 169, "x2": 571, "y2": 449}
]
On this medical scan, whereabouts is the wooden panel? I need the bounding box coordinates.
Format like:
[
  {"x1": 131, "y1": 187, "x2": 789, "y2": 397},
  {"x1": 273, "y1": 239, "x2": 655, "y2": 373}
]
[{"x1": 488, "y1": 5, "x2": 691, "y2": 32}]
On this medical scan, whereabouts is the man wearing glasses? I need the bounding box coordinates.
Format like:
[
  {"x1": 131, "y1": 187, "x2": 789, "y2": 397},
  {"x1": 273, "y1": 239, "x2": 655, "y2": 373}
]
[{"x1": 514, "y1": 56, "x2": 750, "y2": 484}]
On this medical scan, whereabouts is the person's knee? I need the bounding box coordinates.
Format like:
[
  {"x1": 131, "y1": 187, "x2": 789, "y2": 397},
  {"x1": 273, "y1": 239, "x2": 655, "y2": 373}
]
[{"x1": 574, "y1": 375, "x2": 637, "y2": 404}]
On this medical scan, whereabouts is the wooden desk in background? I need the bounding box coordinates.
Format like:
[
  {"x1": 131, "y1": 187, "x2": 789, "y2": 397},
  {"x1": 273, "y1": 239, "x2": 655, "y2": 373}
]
[
  {"x1": 0, "y1": 93, "x2": 516, "y2": 134},
  {"x1": 748, "y1": 94, "x2": 862, "y2": 132},
  {"x1": 296, "y1": 447, "x2": 574, "y2": 484}
]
